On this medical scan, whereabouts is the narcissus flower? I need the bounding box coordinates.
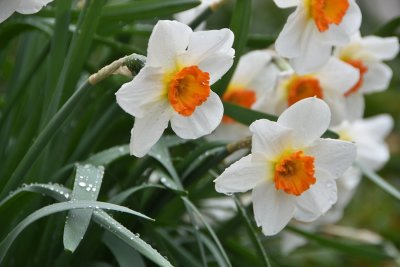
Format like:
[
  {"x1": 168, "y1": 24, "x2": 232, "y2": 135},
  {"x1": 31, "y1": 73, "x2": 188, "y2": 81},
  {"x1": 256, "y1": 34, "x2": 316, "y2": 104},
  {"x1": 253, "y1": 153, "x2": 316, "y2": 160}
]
[
  {"x1": 281, "y1": 114, "x2": 393, "y2": 253},
  {"x1": 214, "y1": 98, "x2": 356, "y2": 236},
  {"x1": 332, "y1": 114, "x2": 393, "y2": 171},
  {"x1": 210, "y1": 50, "x2": 280, "y2": 142},
  {"x1": 274, "y1": 0, "x2": 361, "y2": 74},
  {"x1": 116, "y1": 20, "x2": 234, "y2": 157},
  {"x1": 0, "y1": 0, "x2": 54, "y2": 23},
  {"x1": 270, "y1": 57, "x2": 359, "y2": 124},
  {"x1": 335, "y1": 32, "x2": 399, "y2": 97}
]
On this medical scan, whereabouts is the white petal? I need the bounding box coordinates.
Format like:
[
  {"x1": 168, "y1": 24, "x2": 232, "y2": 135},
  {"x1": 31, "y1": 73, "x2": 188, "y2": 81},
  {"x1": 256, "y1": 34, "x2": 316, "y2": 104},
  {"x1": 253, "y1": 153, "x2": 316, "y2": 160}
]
[
  {"x1": 230, "y1": 50, "x2": 272, "y2": 89},
  {"x1": 277, "y1": 98, "x2": 331, "y2": 148},
  {"x1": 294, "y1": 171, "x2": 337, "y2": 222},
  {"x1": 333, "y1": 0, "x2": 361, "y2": 37},
  {"x1": 361, "y1": 62, "x2": 392, "y2": 93},
  {"x1": 209, "y1": 123, "x2": 250, "y2": 143},
  {"x1": 0, "y1": 0, "x2": 21, "y2": 23},
  {"x1": 146, "y1": 20, "x2": 192, "y2": 69},
  {"x1": 344, "y1": 93, "x2": 364, "y2": 121},
  {"x1": 273, "y1": 0, "x2": 299, "y2": 8},
  {"x1": 249, "y1": 119, "x2": 293, "y2": 161},
  {"x1": 306, "y1": 138, "x2": 356, "y2": 179},
  {"x1": 356, "y1": 114, "x2": 394, "y2": 140},
  {"x1": 16, "y1": 0, "x2": 54, "y2": 14},
  {"x1": 181, "y1": 29, "x2": 235, "y2": 84},
  {"x1": 196, "y1": 52, "x2": 234, "y2": 84},
  {"x1": 130, "y1": 101, "x2": 172, "y2": 157},
  {"x1": 361, "y1": 36, "x2": 399, "y2": 61},
  {"x1": 170, "y1": 91, "x2": 223, "y2": 139},
  {"x1": 252, "y1": 182, "x2": 296, "y2": 236},
  {"x1": 115, "y1": 66, "x2": 165, "y2": 118},
  {"x1": 275, "y1": 7, "x2": 307, "y2": 59},
  {"x1": 356, "y1": 140, "x2": 390, "y2": 171},
  {"x1": 318, "y1": 57, "x2": 360, "y2": 95},
  {"x1": 214, "y1": 155, "x2": 268, "y2": 193}
]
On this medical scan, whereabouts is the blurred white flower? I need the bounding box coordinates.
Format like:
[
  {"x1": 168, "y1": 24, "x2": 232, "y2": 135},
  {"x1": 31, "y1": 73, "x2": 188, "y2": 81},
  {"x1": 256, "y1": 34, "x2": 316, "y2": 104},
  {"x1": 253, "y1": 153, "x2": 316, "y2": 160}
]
[
  {"x1": 273, "y1": 0, "x2": 361, "y2": 74},
  {"x1": 174, "y1": 0, "x2": 221, "y2": 30},
  {"x1": 0, "y1": 0, "x2": 54, "y2": 23},
  {"x1": 335, "y1": 33, "x2": 399, "y2": 119},
  {"x1": 332, "y1": 114, "x2": 394, "y2": 171},
  {"x1": 214, "y1": 98, "x2": 356, "y2": 236},
  {"x1": 270, "y1": 57, "x2": 359, "y2": 125},
  {"x1": 210, "y1": 50, "x2": 280, "y2": 142},
  {"x1": 116, "y1": 20, "x2": 234, "y2": 157}
]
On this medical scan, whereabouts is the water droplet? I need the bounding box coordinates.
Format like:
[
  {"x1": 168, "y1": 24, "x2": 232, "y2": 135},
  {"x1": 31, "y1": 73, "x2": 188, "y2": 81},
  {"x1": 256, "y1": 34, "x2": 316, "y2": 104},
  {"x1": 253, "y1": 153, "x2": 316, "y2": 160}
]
[
  {"x1": 86, "y1": 187, "x2": 91, "y2": 191},
  {"x1": 78, "y1": 182, "x2": 86, "y2": 187},
  {"x1": 88, "y1": 184, "x2": 93, "y2": 188},
  {"x1": 92, "y1": 188, "x2": 96, "y2": 192}
]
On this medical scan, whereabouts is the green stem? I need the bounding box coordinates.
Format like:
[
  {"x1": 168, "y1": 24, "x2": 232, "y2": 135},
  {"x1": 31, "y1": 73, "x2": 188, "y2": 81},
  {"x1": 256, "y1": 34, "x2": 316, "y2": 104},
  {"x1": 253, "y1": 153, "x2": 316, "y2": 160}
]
[
  {"x1": 233, "y1": 195, "x2": 271, "y2": 267},
  {"x1": 356, "y1": 162, "x2": 400, "y2": 201},
  {"x1": 0, "y1": 81, "x2": 92, "y2": 199}
]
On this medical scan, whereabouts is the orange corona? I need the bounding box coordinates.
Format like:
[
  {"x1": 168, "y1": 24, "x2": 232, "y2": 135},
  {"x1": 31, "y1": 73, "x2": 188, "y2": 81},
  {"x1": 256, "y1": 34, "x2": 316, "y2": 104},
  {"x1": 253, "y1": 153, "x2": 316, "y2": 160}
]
[
  {"x1": 222, "y1": 88, "x2": 256, "y2": 123},
  {"x1": 343, "y1": 59, "x2": 368, "y2": 96},
  {"x1": 287, "y1": 76, "x2": 323, "y2": 106},
  {"x1": 308, "y1": 0, "x2": 349, "y2": 32},
  {"x1": 168, "y1": 66, "x2": 210, "y2": 116},
  {"x1": 274, "y1": 151, "x2": 316, "y2": 196}
]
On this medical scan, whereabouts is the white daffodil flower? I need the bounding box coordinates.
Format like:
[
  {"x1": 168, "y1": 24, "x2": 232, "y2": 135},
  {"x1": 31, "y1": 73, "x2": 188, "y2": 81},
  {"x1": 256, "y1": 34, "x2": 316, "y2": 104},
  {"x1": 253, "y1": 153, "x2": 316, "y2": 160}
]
[
  {"x1": 116, "y1": 20, "x2": 234, "y2": 157},
  {"x1": 0, "y1": 0, "x2": 54, "y2": 23},
  {"x1": 270, "y1": 57, "x2": 359, "y2": 125},
  {"x1": 335, "y1": 32, "x2": 399, "y2": 117},
  {"x1": 274, "y1": 0, "x2": 361, "y2": 74},
  {"x1": 210, "y1": 50, "x2": 280, "y2": 142},
  {"x1": 281, "y1": 114, "x2": 393, "y2": 253},
  {"x1": 214, "y1": 97, "x2": 357, "y2": 236},
  {"x1": 332, "y1": 114, "x2": 394, "y2": 171}
]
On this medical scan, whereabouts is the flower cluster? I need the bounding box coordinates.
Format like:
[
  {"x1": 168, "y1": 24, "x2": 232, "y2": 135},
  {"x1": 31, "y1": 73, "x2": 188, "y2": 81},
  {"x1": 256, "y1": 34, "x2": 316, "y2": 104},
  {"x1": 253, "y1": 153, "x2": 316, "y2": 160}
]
[
  {"x1": 8, "y1": 0, "x2": 391, "y2": 239},
  {"x1": 112, "y1": 0, "x2": 398, "y2": 238}
]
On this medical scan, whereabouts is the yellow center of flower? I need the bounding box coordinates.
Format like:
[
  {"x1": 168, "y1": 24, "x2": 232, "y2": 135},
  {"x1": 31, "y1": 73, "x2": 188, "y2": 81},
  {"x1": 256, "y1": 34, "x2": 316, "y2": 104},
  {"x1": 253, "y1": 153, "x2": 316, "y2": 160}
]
[
  {"x1": 274, "y1": 151, "x2": 316, "y2": 196},
  {"x1": 286, "y1": 76, "x2": 323, "y2": 106},
  {"x1": 343, "y1": 59, "x2": 368, "y2": 97},
  {"x1": 306, "y1": 0, "x2": 349, "y2": 32},
  {"x1": 222, "y1": 87, "x2": 256, "y2": 123},
  {"x1": 168, "y1": 65, "x2": 210, "y2": 116}
]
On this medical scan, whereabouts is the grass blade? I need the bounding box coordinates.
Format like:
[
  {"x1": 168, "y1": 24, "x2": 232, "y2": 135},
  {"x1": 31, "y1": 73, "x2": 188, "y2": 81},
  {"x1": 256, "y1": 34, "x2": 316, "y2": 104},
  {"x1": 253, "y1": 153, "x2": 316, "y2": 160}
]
[
  {"x1": 102, "y1": 0, "x2": 201, "y2": 21},
  {"x1": 356, "y1": 162, "x2": 400, "y2": 201},
  {"x1": 0, "y1": 200, "x2": 153, "y2": 262},
  {"x1": 63, "y1": 164, "x2": 105, "y2": 252}
]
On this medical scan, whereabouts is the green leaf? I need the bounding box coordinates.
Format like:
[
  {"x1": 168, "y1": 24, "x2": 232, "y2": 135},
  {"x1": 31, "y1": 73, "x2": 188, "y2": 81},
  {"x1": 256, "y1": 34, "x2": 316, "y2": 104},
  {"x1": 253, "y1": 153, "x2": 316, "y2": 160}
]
[
  {"x1": 223, "y1": 101, "x2": 277, "y2": 125},
  {"x1": 0, "y1": 200, "x2": 153, "y2": 262},
  {"x1": 233, "y1": 196, "x2": 271, "y2": 267},
  {"x1": 356, "y1": 162, "x2": 400, "y2": 201},
  {"x1": 214, "y1": 0, "x2": 252, "y2": 96},
  {"x1": 93, "y1": 209, "x2": 173, "y2": 267},
  {"x1": 182, "y1": 198, "x2": 232, "y2": 267},
  {"x1": 102, "y1": 0, "x2": 201, "y2": 21},
  {"x1": 375, "y1": 16, "x2": 400, "y2": 37},
  {"x1": 86, "y1": 145, "x2": 130, "y2": 166},
  {"x1": 286, "y1": 225, "x2": 394, "y2": 261},
  {"x1": 63, "y1": 164, "x2": 105, "y2": 252},
  {"x1": 102, "y1": 231, "x2": 146, "y2": 267},
  {"x1": 156, "y1": 228, "x2": 203, "y2": 267},
  {"x1": 148, "y1": 138, "x2": 182, "y2": 189},
  {"x1": 0, "y1": 80, "x2": 92, "y2": 199},
  {"x1": 246, "y1": 34, "x2": 276, "y2": 49},
  {"x1": 109, "y1": 183, "x2": 168, "y2": 205}
]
